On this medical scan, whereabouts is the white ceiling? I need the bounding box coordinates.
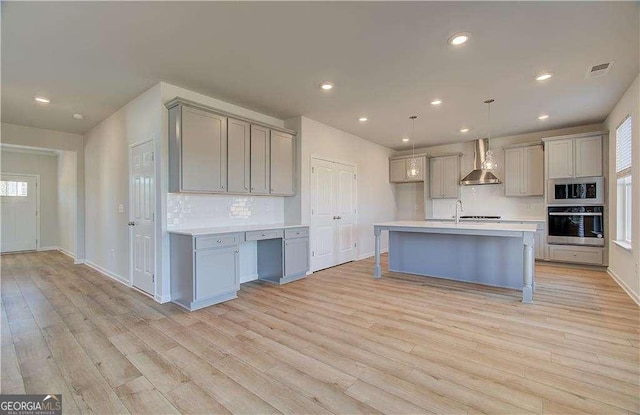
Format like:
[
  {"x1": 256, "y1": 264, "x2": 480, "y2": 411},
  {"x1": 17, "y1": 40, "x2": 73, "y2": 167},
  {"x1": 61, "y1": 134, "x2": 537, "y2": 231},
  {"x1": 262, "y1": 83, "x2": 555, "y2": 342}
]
[{"x1": 2, "y1": 2, "x2": 638, "y2": 150}]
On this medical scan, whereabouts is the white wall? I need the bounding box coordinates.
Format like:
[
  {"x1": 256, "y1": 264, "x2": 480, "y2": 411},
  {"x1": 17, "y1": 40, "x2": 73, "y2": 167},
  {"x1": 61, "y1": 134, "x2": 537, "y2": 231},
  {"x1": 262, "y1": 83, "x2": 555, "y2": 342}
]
[
  {"x1": 1, "y1": 123, "x2": 84, "y2": 260},
  {"x1": 83, "y1": 83, "x2": 163, "y2": 286},
  {"x1": 394, "y1": 124, "x2": 604, "y2": 220},
  {"x1": 0, "y1": 149, "x2": 59, "y2": 249},
  {"x1": 57, "y1": 151, "x2": 77, "y2": 257},
  {"x1": 604, "y1": 75, "x2": 639, "y2": 303},
  {"x1": 285, "y1": 116, "x2": 396, "y2": 259}
]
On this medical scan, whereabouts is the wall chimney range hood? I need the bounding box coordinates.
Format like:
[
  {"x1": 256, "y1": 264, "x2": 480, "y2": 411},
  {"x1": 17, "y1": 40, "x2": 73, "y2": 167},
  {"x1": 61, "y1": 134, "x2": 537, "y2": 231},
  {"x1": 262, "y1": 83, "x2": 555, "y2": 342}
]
[{"x1": 460, "y1": 138, "x2": 501, "y2": 186}]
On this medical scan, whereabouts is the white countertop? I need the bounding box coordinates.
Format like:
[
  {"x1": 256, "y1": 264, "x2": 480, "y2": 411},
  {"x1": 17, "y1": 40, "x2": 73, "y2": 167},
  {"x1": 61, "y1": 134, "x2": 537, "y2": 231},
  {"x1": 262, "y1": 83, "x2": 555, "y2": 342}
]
[
  {"x1": 375, "y1": 220, "x2": 538, "y2": 233},
  {"x1": 428, "y1": 217, "x2": 545, "y2": 223},
  {"x1": 167, "y1": 223, "x2": 307, "y2": 236}
]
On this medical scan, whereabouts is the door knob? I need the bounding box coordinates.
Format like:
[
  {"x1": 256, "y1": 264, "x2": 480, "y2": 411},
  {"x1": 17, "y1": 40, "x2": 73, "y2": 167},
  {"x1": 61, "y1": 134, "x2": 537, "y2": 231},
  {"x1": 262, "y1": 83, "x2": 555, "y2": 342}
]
[{"x1": 128, "y1": 221, "x2": 136, "y2": 226}]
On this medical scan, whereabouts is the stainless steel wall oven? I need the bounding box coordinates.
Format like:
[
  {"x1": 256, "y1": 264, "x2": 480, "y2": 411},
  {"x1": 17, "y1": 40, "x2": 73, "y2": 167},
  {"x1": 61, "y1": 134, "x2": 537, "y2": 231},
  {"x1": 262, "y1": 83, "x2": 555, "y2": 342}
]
[{"x1": 547, "y1": 205, "x2": 604, "y2": 247}]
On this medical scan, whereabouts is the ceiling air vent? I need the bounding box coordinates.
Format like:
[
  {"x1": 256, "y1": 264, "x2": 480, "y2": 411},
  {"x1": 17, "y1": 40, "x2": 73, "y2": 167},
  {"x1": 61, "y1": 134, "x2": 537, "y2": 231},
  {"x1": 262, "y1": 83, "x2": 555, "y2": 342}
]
[{"x1": 585, "y1": 61, "x2": 614, "y2": 78}]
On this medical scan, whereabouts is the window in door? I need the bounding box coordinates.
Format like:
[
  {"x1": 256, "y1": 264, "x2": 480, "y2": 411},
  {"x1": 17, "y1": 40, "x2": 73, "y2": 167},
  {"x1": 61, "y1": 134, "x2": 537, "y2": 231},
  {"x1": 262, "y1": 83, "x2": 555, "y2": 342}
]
[
  {"x1": 0, "y1": 181, "x2": 28, "y2": 197},
  {"x1": 615, "y1": 116, "x2": 632, "y2": 247}
]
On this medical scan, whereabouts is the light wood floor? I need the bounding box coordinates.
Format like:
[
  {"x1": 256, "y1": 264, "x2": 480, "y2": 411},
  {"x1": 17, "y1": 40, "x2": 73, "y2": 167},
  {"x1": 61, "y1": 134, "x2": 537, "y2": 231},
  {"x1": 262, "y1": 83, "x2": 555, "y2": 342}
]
[{"x1": 1, "y1": 251, "x2": 638, "y2": 414}]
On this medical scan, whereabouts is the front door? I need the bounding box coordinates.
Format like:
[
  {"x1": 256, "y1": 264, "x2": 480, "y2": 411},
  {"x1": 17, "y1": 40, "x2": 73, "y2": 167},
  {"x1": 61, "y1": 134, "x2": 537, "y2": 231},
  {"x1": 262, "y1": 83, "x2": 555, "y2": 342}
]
[
  {"x1": 310, "y1": 157, "x2": 357, "y2": 272},
  {"x1": 1, "y1": 174, "x2": 38, "y2": 253},
  {"x1": 130, "y1": 141, "x2": 155, "y2": 295}
]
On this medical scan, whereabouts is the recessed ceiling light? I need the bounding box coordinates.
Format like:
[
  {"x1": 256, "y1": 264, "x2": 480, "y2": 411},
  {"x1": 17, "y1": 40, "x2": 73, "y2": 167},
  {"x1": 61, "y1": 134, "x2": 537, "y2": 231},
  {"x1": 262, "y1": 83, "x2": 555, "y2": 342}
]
[
  {"x1": 448, "y1": 32, "x2": 470, "y2": 46},
  {"x1": 535, "y1": 73, "x2": 553, "y2": 81},
  {"x1": 358, "y1": 116, "x2": 368, "y2": 122},
  {"x1": 320, "y1": 82, "x2": 334, "y2": 90},
  {"x1": 430, "y1": 99, "x2": 443, "y2": 106},
  {"x1": 402, "y1": 137, "x2": 410, "y2": 142},
  {"x1": 35, "y1": 96, "x2": 50, "y2": 104},
  {"x1": 73, "y1": 113, "x2": 84, "y2": 120},
  {"x1": 459, "y1": 128, "x2": 470, "y2": 133},
  {"x1": 538, "y1": 114, "x2": 549, "y2": 120}
]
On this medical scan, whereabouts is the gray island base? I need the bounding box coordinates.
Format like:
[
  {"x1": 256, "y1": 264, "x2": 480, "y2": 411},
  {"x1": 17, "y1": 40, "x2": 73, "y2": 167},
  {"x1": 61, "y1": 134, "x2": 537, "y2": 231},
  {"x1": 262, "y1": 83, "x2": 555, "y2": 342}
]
[{"x1": 373, "y1": 221, "x2": 537, "y2": 303}]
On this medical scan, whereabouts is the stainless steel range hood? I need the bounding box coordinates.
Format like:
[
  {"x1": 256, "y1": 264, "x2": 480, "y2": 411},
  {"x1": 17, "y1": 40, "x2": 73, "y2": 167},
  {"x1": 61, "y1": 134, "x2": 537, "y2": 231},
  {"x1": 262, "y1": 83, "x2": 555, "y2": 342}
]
[{"x1": 460, "y1": 138, "x2": 501, "y2": 185}]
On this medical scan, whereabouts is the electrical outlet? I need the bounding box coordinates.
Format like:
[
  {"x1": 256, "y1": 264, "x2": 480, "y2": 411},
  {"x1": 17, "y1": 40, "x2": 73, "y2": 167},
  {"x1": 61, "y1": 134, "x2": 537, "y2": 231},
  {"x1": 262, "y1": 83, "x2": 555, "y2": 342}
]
[{"x1": 118, "y1": 204, "x2": 124, "y2": 214}]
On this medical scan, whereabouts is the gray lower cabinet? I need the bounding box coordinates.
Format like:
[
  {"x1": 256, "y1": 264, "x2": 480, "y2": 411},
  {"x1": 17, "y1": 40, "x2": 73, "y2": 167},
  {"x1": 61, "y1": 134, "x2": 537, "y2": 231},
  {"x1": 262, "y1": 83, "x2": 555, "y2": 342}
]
[
  {"x1": 195, "y1": 246, "x2": 239, "y2": 302},
  {"x1": 284, "y1": 237, "x2": 309, "y2": 278},
  {"x1": 170, "y1": 233, "x2": 240, "y2": 311},
  {"x1": 170, "y1": 226, "x2": 309, "y2": 311},
  {"x1": 257, "y1": 227, "x2": 309, "y2": 285}
]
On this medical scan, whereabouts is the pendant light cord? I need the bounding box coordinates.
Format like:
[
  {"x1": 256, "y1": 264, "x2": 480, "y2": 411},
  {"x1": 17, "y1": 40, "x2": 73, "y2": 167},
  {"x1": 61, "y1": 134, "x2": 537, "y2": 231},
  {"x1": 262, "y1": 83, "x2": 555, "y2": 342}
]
[{"x1": 411, "y1": 116, "x2": 416, "y2": 156}]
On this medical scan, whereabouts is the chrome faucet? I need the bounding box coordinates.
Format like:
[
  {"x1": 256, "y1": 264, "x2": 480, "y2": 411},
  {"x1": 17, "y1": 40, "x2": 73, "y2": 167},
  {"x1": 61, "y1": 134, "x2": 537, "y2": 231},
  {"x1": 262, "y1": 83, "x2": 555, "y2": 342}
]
[{"x1": 455, "y1": 200, "x2": 464, "y2": 224}]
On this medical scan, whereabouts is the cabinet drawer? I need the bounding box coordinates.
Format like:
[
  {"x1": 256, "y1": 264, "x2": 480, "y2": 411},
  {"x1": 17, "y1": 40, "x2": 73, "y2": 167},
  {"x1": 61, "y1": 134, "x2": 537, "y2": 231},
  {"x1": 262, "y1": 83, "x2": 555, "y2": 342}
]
[
  {"x1": 246, "y1": 229, "x2": 283, "y2": 241},
  {"x1": 285, "y1": 228, "x2": 308, "y2": 239},
  {"x1": 195, "y1": 233, "x2": 242, "y2": 250},
  {"x1": 548, "y1": 245, "x2": 603, "y2": 265}
]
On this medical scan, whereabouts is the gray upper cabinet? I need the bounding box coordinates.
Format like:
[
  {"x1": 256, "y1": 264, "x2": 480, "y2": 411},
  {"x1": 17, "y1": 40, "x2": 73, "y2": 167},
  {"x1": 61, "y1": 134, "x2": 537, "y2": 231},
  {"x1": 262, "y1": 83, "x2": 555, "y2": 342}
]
[
  {"x1": 227, "y1": 118, "x2": 250, "y2": 193},
  {"x1": 430, "y1": 155, "x2": 459, "y2": 199},
  {"x1": 545, "y1": 134, "x2": 602, "y2": 179},
  {"x1": 270, "y1": 130, "x2": 295, "y2": 195},
  {"x1": 504, "y1": 144, "x2": 543, "y2": 197},
  {"x1": 167, "y1": 98, "x2": 297, "y2": 196},
  {"x1": 169, "y1": 103, "x2": 228, "y2": 193},
  {"x1": 389, "y1": 156, "x2": 426, "y2": 183},
  {"x1": 250, "y1": 125, "x2": 271, "y2": 194}
]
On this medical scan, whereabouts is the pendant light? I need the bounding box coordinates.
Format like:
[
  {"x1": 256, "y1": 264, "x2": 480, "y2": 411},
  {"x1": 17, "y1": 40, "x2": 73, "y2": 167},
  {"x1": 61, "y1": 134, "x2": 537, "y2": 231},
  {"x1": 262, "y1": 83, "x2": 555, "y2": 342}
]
[
  {"x1": 481, "y1": 99, "x2": 497, "y2": 171},
  {"x1": 406, "y1": 115, "x2": 420, "y2": 178}
]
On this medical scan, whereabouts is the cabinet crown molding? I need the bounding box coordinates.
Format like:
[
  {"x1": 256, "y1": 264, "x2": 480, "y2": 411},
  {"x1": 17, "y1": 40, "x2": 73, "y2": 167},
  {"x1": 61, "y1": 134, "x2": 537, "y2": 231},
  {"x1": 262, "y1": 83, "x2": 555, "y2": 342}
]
[
  {"x1": 542, "y1": 131, "x2": 607, "y2": 142},
  {"x1": 502, "y1": 141, "x2": 543, "y2": 150},
  {"x1": 165, "y1": 97, "x2": 297, "y2": 136}
]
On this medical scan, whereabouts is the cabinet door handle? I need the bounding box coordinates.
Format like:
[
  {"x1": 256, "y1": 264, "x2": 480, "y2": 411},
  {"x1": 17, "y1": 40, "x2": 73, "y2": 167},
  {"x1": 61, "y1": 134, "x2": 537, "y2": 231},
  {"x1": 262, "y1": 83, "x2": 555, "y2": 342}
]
[
  {"x1": 261, "y1": 233, "x2": 266, "y2": 236},
  {"x1": 251, "y1": 187, "x2": 255, "y2": 191},
  {"x1": 217, "y1": 240, "x2": 222, "y2": 243},
  {"x1": 235, "y1": 250, "x2": 239, "y2": 254},
  {"x1": 245, "y1": 186, "x2": 248, "y2": 190},
  {"x1": 221, "y1": 185, "x2": 225, "y2": 189}
]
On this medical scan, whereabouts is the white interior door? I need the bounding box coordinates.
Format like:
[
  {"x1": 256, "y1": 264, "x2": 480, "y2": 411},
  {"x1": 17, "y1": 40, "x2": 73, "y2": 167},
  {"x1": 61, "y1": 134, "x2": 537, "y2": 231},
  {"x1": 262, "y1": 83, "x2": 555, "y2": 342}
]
[
  {"x1": 1, "y1": 174, "x2": 38, "y2": 253},
  {"x1": 130, "y1": 141, "x2": 155, "y2": 295},
  {"x1": 310, "y1": 157, "x2": 357, "y2": 272}
]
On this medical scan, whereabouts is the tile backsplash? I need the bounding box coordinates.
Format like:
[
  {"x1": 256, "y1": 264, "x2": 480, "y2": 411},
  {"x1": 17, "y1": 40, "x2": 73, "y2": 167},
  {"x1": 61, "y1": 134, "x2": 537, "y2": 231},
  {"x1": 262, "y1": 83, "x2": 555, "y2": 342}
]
[
  {"x1": 167, "y1": 193, "x2": 284, "y2": 229},
  {"x1": 431, "y1": 184, "x2": 545, "y2": 219}
]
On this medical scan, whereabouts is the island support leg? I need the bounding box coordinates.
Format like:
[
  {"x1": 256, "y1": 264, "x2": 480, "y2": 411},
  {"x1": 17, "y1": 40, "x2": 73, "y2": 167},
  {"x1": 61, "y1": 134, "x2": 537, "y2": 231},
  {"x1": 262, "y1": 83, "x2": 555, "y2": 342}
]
[
  {"x1": 373, "y1": 227, "x2": 382, "y2": 278},
  {"x1": 522, "y1": 234, "x2": 534, "y2": 303}
]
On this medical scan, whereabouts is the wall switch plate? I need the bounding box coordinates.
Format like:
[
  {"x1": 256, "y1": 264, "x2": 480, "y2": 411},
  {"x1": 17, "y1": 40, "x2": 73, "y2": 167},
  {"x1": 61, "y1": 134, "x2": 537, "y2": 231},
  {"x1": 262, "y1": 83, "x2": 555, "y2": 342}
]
[{"x1": 118, "y1": 204, "x2": 124, "y2": 213}]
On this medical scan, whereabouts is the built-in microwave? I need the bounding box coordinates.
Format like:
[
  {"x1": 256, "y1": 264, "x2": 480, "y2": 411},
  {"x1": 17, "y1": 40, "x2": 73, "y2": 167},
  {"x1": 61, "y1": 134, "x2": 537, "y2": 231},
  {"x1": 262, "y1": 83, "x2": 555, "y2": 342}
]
[{"x1": 547, "y1": 177, "x2": 604, "y2": 205}]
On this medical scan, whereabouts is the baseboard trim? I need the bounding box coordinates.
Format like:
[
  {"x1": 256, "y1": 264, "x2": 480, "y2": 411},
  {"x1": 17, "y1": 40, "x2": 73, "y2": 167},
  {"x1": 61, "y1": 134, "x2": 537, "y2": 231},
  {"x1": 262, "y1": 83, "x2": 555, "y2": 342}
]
[
  {"x1": 57, "y1": 247, "x2": 76, "y2": 260},
  {"x1": 607, "y1": 268, "x2": 640, "y2": 306},
  {"x1": 357, "y1": 249, "x2": 388, "y2": 261},
  {"x1": 84, "y1": 260, "x2": 130, "y2": 287},
  {"x1": 240, "y1": 273, "x2": 259, "y2": 284},
  {"x1": 37, "y1": 246, "x2": 59, "y2": 252},
  {"x1": 155, "y1": 293, "x2": 171, "y2": 304}
]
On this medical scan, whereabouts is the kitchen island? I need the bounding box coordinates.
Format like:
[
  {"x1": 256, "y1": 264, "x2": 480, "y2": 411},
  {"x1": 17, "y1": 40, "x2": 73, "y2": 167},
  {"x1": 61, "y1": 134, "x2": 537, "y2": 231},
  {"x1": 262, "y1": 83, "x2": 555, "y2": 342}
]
[{"x1": 373, "y1": 221, "x2": 537, "y2": 303}]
